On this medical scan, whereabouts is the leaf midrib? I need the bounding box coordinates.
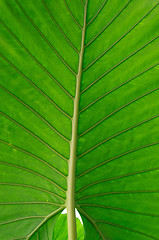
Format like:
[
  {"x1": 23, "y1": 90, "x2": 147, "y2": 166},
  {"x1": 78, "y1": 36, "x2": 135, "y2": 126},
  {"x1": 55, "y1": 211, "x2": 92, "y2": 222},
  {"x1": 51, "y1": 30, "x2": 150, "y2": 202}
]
[{"x1": 66, "y1": 1, "x2": 88, "y2": 239}]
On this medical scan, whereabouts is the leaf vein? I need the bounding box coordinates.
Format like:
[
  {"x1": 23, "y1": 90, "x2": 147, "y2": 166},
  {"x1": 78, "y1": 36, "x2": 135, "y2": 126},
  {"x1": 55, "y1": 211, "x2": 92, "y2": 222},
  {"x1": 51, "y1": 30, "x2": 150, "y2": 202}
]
[
  {"x1": 79, "y1": 204, "x2": 159, "y2": 217},
  {"x1": 0, "y1": 216, "x2": 45, "y2": 226},
  {"x1": 85, "y1": 0, "x2": 132, "y2": 47},
  {"x1": 83, "y1": 35, "x2": 158, "y2": 83},
  {"x1": 41, "y1": 0, "x2": 79, "y2": 53},
  {"x1": 0, "y1": 182, "x2": 65, "y2": 201},
  {"x1": 15, "y1": 0, "x2": 77, "y2": 76},
  {"x1": 8, "y1": 238, "x2": 26, "y2": 240},
  {"x1": 0, "y1": 139, "x2": 67, "y2": 178},
  {"x1": 26, "y1": 207, "x2": 64, "y2": 239},
  {"x1": 63, "y1": 0, "x2": 82, "y2": 30},
  {"x1": 80, "y1": 63, "x2": 159, "y2": 112},
  {"x1": 0, "y1": 20, "x2": 74, "y2": 100},
  {"x1": 0, "y1": 161, "x2": 66, "y2": 193},
  {"x1": 87, "y1": 0, "x2": 108, "y2": 26},
  {"x1": 79, "y1": 87, "x2": 159, "y2": 137},
  {"x1": 0, "y1": 85, "x2": 70, "y2": 143},
  {"x1": 81, "y1": 0, "x2": 85, "y2": 7},
  {"x1": 77, "y1": 191, "x2": 159, "y2": 201},
  {"x1": 0, "y1": 111, "x2": 68, "y2": 161},
  {"x1": 77, "y1": 141, "x2": 159, "y2": 178},
  {"x1": 0, "y1": 201, "x2": 61, "y2": 206},
  {"x1": 77, "y1": 167, "x2": 159, "y2": 193},
  {"x1": 77, "y1": 206, "x2": 105, "y2": 240},
  {"x1": 84, "y1": 7, "x2": 158, "y2": 72},
  {"x1": 95, "y1": 220, "x2": 159, "y2": 239},
  {"x1": 78, "y1": 114, "x2": 159, "y2": 158}
]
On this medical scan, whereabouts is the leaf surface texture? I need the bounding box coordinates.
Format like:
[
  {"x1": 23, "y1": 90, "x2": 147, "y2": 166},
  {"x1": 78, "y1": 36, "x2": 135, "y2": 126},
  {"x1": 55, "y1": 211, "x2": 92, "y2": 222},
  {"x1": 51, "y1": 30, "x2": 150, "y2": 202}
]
[{"x1": 0, "y1": 0, "x2": 159, "y2": 239}]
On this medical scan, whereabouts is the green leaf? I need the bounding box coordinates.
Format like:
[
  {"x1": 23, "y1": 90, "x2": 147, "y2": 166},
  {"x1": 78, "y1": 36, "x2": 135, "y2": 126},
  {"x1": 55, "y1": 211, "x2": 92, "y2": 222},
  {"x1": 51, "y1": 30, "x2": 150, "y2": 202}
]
[
  {"x1": 0, "y1": 0, "x2": 159, "y2": 239},
  {"x1": 52, "y1": 214, "x2": 84, "y2": 240},
  {"x1": 28, "y1": 213, "x2": 84, "y2": 240}
]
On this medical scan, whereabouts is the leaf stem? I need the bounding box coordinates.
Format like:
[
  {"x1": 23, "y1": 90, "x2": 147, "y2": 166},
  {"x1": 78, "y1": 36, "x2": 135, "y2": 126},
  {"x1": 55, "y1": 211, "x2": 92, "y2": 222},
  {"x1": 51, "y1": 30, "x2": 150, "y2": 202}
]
[{"x1": 66, "y1": 1, "x2": 88, "y2": 239}]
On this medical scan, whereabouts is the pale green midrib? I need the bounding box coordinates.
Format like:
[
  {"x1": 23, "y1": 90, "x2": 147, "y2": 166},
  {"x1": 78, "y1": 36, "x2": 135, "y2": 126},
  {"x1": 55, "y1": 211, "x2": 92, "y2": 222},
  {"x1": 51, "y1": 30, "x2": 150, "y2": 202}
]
[{"x1": 66, "y1": 1, "x2": 88, "y2": 240}]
